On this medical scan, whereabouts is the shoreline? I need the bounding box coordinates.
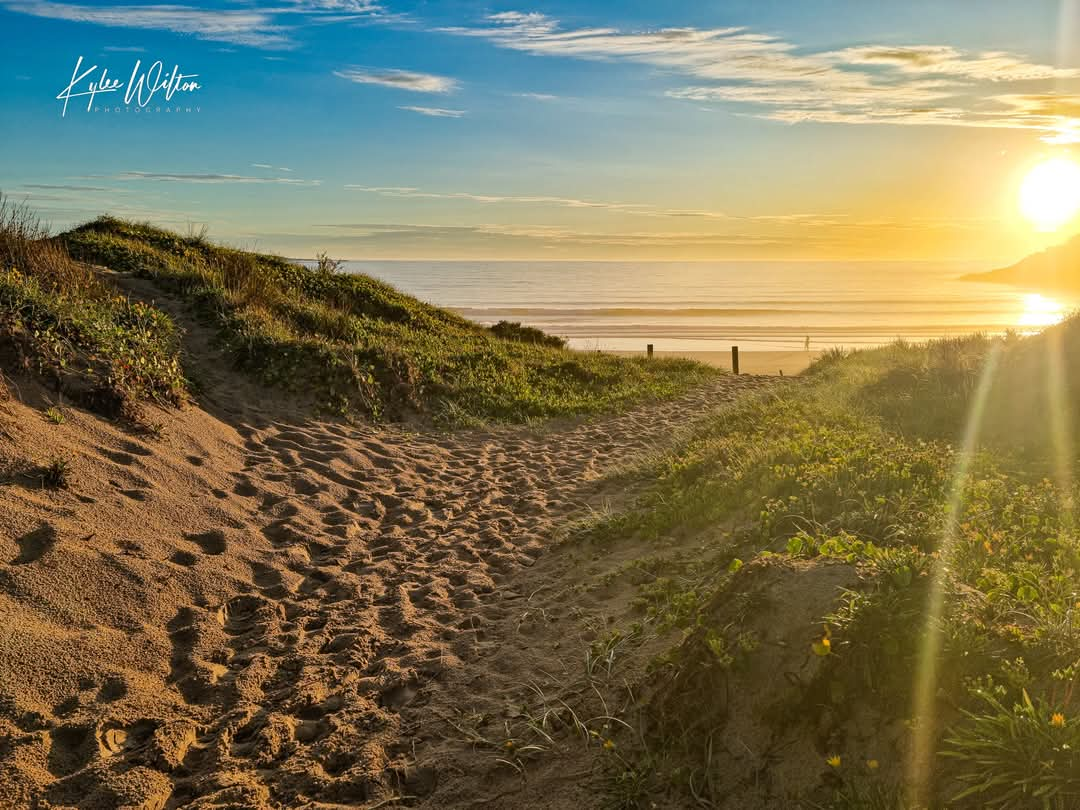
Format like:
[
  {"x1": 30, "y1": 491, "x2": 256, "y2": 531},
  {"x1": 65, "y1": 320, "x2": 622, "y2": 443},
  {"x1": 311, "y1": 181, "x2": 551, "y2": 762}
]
[{"x1": 605, "y1": 348, "x2": 824, "y2": 375}]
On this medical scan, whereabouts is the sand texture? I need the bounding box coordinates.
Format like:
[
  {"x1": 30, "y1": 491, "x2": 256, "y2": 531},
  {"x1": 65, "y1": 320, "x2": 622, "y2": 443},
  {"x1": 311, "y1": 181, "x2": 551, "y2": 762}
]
[{"x1": 0, "y1": 293, "x2": 781, "y2": 807}]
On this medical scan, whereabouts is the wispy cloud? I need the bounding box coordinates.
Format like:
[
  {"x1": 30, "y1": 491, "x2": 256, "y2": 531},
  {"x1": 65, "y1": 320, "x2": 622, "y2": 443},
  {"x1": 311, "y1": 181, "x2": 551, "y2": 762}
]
[
  {"x1": 399, "y1": 105, "x2": 465, "y2": 117},
  {"x1": 825, "y1": 46, "x2": 1075, "y2": 81},
  {"x1": 344, "y1": 184, "x2": 655, "y2": 213},
  {"x1": 310, "y1": 221, "x2": 787, "y2": 248},
  {"x1": 442, "y1": 11, "x2": 1080, "y2": 142},
  {"x1": 20, "y1": 183, "x2": 128, "y2": 193},
  {"x1": 102, "y1": 45, "x2": 145, "y2": 52},
  {"x1": 2, "y1": 1, "x2": 295, "y2": 48},
  {"x1": 343, "y1": 183, "x2": 856, "y2": 224},
  {"x1": 341, "y1": 183, "x2": 992, "y2": 235},
  {"x1": 333, "y1": 67, "x2": 458, "y2": 93},
  {"x1": 513, "y1": 92, "x2": 559, "y2": 101},
  {"x1": 2, "y1": 0, "x2": 391, "y2": 49},
  {"x1": 114, "y1": 171, "x2": 320, "y2": 186}
]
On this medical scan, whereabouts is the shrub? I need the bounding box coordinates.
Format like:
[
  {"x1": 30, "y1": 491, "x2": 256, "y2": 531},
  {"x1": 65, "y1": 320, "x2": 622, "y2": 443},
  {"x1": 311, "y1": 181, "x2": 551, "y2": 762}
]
[{"x1": 490, "y1": 320, "x2": 567, "y2": 349}]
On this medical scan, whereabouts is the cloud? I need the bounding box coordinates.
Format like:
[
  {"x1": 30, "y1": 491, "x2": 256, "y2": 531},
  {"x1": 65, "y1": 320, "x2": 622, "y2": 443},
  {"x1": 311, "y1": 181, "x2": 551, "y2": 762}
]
[
  {"x1": 2, "y1": 1, "x2": 295, "y2": 48},
  {"x1": 442, "y1": 11, "x2": 1080, "y2": 141},
  {"x1": 440, "y1": 13, "x2": 854, "y2": 84},
  {"x1": 102, "y1": 45, "x2": 145, "y2": 52},
  {"x1": 310, "y1": 221, "x2": 786, "y2": 248},
  {"x1": 826, "y1": 46, "x2": 1076, "y2": 81},
  {"x1": 251, "y1": 163, "x2": 274, "y2": 169},
  {"x1": 513, "y1": 92, "x2": 559, "y2": 101},
  {"x1": 333, "y1": 67, "x2": 458, "y2": 93},
  {"x1": 20, "y1": 183, "x2": 127, "y2": 192},
  {"x1": 2, "y1": 0, "x2": 390, "y2": 49},
  {"x1": 398, "y1": 105, "x2": 465, "y2": 117},
  {"x1": 114, "y1": 171, "x2": 320, "y2": 185},
  {"x1": 343, "y1": 183, "x2": 859, "y2": 225},
  {"x1": 284, "y1": 0, "x2": 382, "y2": 11},
  {"x1": 344, "y1": 184, "x2": 655, "y2": 212}
]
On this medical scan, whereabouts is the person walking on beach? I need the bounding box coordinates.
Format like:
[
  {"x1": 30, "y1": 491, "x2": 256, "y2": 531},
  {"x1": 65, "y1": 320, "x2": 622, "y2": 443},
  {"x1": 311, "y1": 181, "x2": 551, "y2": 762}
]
[{"x1": 804, "y1": 335, "x2": 811, "y2": 352}]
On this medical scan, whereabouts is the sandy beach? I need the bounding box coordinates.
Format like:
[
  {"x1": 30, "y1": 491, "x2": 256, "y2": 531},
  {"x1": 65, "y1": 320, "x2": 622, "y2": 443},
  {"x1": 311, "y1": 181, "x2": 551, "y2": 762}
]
[
  {"x1": 0, "y1": 326, "x2": 778, "y2": 807},
  {"x1": 608, "y1": 349, "x2": 823, "y2": 375}
]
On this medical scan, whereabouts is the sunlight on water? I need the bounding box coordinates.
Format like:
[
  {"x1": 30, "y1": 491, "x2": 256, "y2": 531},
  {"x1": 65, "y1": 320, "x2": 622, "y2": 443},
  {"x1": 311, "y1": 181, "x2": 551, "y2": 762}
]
[
  {"x1": 339, "y1": 261, "x2": 1080, "y2": 351},
  {"x1": 1017, "y1": 292, "x2": 1066, "y2": 330}
]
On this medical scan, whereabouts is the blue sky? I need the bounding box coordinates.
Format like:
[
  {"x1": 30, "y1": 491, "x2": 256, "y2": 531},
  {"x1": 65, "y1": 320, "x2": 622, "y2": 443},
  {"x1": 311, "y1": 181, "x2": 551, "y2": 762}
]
[{"x1": 2, "y1": 0, "x2": 1080, "y2": 259}]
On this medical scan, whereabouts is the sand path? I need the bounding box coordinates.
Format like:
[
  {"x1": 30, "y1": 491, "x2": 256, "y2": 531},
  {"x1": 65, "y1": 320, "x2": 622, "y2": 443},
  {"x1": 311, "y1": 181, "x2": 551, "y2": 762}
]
[{"x1": 0, "y1": 277, "x2": 781, "y2": 808}]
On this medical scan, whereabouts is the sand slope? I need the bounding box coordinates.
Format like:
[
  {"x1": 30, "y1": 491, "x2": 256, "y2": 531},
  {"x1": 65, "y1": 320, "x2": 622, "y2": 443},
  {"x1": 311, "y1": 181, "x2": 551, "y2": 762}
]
[{"x1": 0, "y1": 293, "x2": 779, "y2": 807}]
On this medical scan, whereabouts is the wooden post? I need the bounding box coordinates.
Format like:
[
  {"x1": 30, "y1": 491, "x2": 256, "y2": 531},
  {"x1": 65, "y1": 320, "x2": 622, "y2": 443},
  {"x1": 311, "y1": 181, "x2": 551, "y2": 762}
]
[
  {"x1": 646, "y1": 343, "x2": 654, "y2": 359},
  {"x1": 732, "y1": 345, "x2": 740, "y2": 375}
]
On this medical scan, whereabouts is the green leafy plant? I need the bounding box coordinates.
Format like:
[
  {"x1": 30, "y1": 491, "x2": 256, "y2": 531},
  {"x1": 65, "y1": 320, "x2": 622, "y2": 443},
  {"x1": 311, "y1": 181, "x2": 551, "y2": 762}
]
[{"x1": 942, "y1": 689, "x2": 1080, "y2": 808}]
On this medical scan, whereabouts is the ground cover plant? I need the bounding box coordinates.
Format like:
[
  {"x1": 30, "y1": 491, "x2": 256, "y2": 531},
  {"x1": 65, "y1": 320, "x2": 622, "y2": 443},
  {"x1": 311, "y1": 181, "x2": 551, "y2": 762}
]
[
  {"x1": 578, "y1": 332, "x2": 1080, "y2": 808},
  {"x1": 0, "y1": 197, "x2": 186, "y2": 419}
]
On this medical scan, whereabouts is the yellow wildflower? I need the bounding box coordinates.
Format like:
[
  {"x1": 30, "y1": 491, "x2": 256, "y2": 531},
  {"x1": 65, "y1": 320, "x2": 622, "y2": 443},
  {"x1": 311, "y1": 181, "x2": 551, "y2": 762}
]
[
  {"x1": 1051, "y1": 713, "x2": 1066, "y2": 728},
  {"x1": 812, "y1": 636, "x2": 832, "y2": 656},
  {"x1": 866, "y1": 759, "x2": 879, "y2": 770},
  {"x1": 826, "y1": 755, "x2": 841, "y2": 768},
  {"x1": 603, "y1": 739, "x2": 616, "y2": 751}
]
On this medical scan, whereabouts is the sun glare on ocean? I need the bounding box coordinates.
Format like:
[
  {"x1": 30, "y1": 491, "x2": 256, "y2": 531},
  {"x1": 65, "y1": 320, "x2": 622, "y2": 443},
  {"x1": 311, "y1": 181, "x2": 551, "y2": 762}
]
[
  {"x1": 1018, "y1": 292, "x2": 1066, "y2": 330},
  {"x1": 1019, "y1": 156, "x2": 1080, "y2": 231}
]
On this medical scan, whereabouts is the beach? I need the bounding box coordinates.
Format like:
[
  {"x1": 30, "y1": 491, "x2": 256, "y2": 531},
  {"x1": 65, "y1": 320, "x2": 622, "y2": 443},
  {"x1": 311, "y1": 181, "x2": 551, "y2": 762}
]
[{"x1": 608, "y1": 348, "x2": 823, "y2": 375}]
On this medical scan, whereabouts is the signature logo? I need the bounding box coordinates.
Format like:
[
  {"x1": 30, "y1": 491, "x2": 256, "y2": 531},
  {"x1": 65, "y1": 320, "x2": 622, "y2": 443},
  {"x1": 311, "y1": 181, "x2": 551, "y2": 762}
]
[{"x1": 56, "y1": 55, "x2": 201, "y2": 116}]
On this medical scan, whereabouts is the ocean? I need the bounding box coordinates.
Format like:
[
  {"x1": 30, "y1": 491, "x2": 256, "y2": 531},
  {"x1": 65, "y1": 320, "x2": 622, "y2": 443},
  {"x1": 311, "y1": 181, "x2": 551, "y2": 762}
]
[{"x1": 336, "y1": 260, "x2": 1078, "y2": 352}]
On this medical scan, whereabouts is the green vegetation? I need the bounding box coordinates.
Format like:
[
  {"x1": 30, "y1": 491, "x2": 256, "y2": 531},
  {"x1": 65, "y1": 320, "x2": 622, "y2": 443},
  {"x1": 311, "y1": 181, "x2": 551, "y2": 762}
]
[
  {"x1": 40, "y1": 456, "x2": 70, "y2": 489},
  {"x1": 0, "y1": 199, "x2": 186, "y2": 419},
  {"x1": 577, "y1": 333, "x2": 1080, "y2": 808},
  {"x1": 490, "y1": 320, "x2": 568, "y2": 349},
  {"x1": 62, "y1": 216, "x2": 715, "y2": 422}
]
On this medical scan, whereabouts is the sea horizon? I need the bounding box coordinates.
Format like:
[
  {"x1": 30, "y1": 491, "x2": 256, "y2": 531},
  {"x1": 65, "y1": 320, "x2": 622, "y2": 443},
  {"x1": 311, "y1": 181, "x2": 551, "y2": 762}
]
[{"x1": 318, "y1": 258, "x2": 1074, "y2": 352}]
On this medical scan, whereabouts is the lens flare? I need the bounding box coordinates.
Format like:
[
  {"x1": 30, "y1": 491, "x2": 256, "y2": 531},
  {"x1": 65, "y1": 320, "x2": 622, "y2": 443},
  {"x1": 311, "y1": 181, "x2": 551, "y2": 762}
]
[{"x1": 906, "y1": 344, "x2": 1001, "y2": 804}]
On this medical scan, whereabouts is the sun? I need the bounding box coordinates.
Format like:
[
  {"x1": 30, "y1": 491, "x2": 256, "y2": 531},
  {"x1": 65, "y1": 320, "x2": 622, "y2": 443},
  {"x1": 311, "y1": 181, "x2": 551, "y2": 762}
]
[{"x1": 1019, "y1": 157, "x2": 1080, "y2": 231}]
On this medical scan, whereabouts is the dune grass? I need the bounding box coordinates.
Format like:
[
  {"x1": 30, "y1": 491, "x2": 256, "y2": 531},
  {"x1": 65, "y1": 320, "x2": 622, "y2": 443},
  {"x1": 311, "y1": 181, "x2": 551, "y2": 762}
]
[
  {"x1": 62, "y1": 216, "x2": 716, "y2": 423},
  {"x1": 580, "y1": 331, "x2": 1080, "y2": 808},
  {"x1": 0, "y1": 199, "x2": 186, "y2": 418}
]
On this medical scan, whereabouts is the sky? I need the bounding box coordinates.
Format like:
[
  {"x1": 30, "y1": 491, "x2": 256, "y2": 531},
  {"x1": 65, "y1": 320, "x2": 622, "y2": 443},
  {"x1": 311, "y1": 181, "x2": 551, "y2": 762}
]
[{"x1": 3, "y1": 0, "x2": 1080, "y2": 260}]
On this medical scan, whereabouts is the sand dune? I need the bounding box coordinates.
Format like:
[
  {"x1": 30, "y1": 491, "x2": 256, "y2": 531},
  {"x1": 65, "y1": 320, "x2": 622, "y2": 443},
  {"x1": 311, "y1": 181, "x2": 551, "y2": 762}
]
[{"x1": 0, "y1": 333, "x2": 778, "y2": 807}]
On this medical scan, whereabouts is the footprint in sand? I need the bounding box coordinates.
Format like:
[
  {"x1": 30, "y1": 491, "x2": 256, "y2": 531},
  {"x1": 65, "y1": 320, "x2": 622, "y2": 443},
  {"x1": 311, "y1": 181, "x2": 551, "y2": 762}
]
[
  {"x1": 12, "y1": 524, "x2": 57, "y2": 565},
  {"x1": 95, "y1": 719, "x2": 156, "y2": 758},
  {"x1": 46, "y1": 725, "x2": 93, "y2": 777},
  {"x1": 217, "y1": 594, "x2": 281, "y2": 635},
  {"x1": 101, "y1": 449, "x2": 137, "y2": 466},
  {"x1": 183, "y1": 529, "x2": 227, "y2": 555},
  {"x1": 170, "y1": 550, "x2": 199, "y2": 567}
]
